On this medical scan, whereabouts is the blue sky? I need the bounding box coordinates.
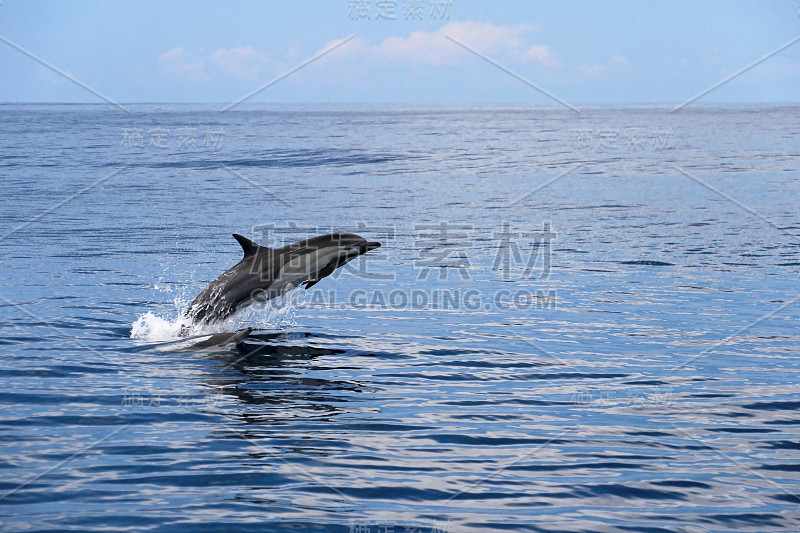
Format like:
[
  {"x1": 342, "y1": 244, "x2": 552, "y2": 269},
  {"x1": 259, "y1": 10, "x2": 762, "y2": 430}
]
[{"x1": 1, "y1": 0, "x2": 798, "y2": 104}]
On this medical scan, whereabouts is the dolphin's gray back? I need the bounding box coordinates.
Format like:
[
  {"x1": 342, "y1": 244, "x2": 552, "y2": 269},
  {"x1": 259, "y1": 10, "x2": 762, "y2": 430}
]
[{"x1": 273, "y1": 233, "x2": 372, "y2": 255}]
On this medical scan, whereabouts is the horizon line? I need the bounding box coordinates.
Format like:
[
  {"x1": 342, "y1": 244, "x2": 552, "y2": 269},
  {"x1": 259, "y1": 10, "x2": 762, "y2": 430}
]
[{"x1": 2, "y1": 100, "x2": 799, "y2": 106}]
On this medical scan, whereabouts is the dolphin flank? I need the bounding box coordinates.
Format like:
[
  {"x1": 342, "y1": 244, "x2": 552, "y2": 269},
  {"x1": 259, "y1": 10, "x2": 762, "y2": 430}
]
[{"x1": 181, "y1": 233, "x2": 381, "y2": 334}]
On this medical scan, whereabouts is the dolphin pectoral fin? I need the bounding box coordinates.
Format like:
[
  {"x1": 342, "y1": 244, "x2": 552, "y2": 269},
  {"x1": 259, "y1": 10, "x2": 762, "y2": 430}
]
[
  {"x1": 232, "y1": 234, "x2": 262, "y2": 258},
  {"x1": 303, "y1": 260, "x2": 339, "y2": 290}
]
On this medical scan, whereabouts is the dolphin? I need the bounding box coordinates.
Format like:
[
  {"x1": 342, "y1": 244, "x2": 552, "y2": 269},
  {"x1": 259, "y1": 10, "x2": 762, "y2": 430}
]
[{"x1": 181, "y1": 233, "x2": 381, "y2": 334}]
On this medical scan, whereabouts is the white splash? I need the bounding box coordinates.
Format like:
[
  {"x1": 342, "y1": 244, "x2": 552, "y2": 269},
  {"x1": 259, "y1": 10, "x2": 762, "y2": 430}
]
[
  {"x1": 130, "y1": 311, "x2": 183, "y2": 341},
  {"x1": 213, "y1": 286, "x2": 307, "y2": 333},
  {"x1": 130, "y1": 285, "x2": 307, "y2": 341},
  {"x1": 130, "y1": 290, "x2": 192, "y2": 341}
]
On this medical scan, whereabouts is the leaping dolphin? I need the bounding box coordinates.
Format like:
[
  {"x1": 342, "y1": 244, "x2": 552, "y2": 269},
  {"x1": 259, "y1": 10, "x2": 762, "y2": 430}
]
[{"x1": 181, "y1": 233, "x2": 381, "y2": 335}]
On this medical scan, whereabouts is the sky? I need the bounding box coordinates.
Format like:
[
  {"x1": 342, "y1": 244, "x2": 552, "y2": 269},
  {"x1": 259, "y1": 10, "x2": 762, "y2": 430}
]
[{"x1": 1, "y1": 0, "x2": 799, "y2": 105}]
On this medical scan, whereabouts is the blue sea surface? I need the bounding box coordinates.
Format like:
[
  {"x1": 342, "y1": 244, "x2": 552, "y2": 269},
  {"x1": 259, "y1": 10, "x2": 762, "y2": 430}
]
[{"x1": 1, "y1": 103, "x2": 799, "y2": 532}]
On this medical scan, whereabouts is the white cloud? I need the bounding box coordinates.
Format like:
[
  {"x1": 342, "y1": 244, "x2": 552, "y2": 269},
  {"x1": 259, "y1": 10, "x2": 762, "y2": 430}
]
[
  {"x1": 611, "y1": 54, "x2": 629, "y2": 66},
  {"x1": 579, "y1": 54, "x2": 629, "y2": 75},
  {"x1": 158, "y1": 47, "x2": 206, "y2": 80},
  {"x1": 159, "y1": 46, "x2": 272, "y2": 81},
  {"x1": 382, "y1": 21, "x2": 534, "y2": 65},
  {"x1": 523, "y1": 45, "x2": 561, "y2": 67},
  {"x1": 158, "y1": 21, "x2": 560, "y2": 88},
  {"x1": 210, "y1": 46, "x2": 271, "y2": 79},
  {"x1": 332, "y1": 21, "x2": 557, "y2": 67}
]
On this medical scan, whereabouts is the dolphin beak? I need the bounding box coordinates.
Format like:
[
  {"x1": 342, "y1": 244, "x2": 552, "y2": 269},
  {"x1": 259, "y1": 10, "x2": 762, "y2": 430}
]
[{"x1": 361, "y1": 241, "x2": 381, "y2": 253}]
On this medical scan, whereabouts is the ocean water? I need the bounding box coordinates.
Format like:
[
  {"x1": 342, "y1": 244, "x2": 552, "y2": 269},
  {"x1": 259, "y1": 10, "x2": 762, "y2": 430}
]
[{"x1": 1, "y1": 103, "x2": 799, "y2": 532}]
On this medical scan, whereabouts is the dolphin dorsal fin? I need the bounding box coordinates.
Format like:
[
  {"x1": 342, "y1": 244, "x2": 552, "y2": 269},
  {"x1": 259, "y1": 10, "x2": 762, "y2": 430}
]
[{"x1": 232, "y1": 233, "x2": 260, "y2": 257}]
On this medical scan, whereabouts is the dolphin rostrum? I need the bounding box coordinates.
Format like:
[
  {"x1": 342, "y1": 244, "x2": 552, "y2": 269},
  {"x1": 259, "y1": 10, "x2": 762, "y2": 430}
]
[{"x1": 181, "y1": 233, "x2": 381, "y2": 334}]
